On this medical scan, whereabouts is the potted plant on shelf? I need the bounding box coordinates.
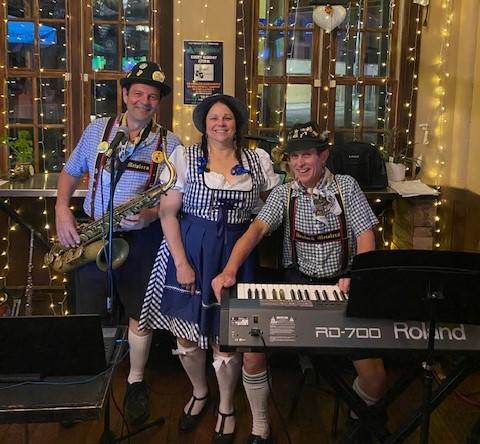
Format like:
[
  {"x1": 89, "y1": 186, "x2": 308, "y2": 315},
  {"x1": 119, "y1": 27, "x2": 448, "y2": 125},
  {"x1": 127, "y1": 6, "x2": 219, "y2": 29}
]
[
  {"x1": 8, "y1": 130, "x2": 34, "y2": 181},
  {"x1": 382, "y1": 128, "x2": 409, "y2": 182}
]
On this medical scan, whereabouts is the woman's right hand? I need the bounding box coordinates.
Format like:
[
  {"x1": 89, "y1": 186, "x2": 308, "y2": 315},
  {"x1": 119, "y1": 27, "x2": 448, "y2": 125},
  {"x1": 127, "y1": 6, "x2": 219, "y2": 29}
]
[{"x1": 176, "y1": 262, "x2": 196, "y2": 295}]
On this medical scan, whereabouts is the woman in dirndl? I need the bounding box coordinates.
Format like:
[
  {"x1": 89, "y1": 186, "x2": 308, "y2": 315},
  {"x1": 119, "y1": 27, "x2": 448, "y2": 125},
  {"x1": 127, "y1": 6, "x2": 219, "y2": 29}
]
[{"x1": 139, "y1": 94, "x2": 279, "y2": 444}]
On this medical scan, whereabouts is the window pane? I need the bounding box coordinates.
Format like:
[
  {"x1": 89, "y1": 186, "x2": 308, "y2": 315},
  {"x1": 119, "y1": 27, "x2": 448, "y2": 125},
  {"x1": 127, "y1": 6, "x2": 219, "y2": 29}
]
[
  {"x1": 335, "y1": 84, "x2": 360, "y2": 128},
  {"x1": 125, "y1": 0, "x2": 149, "y2": 21},
  {"x1": 8, "y1": 77, "x2": 33, "y2": 123},
  {"x1": 258, "y1": 0, "x2": 285, "y2": 27},
  {"x1": 256, "y1": 84, "x2": 285, "y2": 128},
  {"x1": 40, "y1": 23, "x2": 66, "y2": 69},
  {"x1": 123, "y1": 25, "x2": 149, "y2": 72},
  {"x1": 39, "y1": 0, "x2": 66, "y2": 19},
  {"x1": 365, "y1": 32, "x2": 388, "y2": 77},
  {"x1": 286, "y1": 84, "x2": 311, "y2": 127},
  {"x1": 93, "y1": 24, "x2": 119, "y2": 70},
  {"x1": 93, "y1": 0, "x2": 119, "y2": 20},
  {"x1": 41, "y1": 128, "x2": 65, "y2": 172},
  {"x1": 287, "y1": 31, "x2": 312, "y2": 76},
  {"x1": 345, "y1": 2, "x2": 361, "y2": 29},
  {"x1": 333, "y1": 132, "x2": 355, "y2": 145},
  {"x1": 364, "y1": 84, "x2": 387, "y2": 128},
  {"x1": 38, "y1": 78, "x2": 65, "y2": 124},
  {"x1": 8, "y1": 0, "x2": 33, "y2": 18},
  {"x1": 9, "y1": 127, "x2": 34, "y2": 165},
  {"x1": 363, "y1": 132, "x2": 383, "y2": 145},
  {"x1": 288, "y1": 1, "x2": 314, "y2": 27},
  {"x1": 367, "y1": 0, "x2": 390, "y2": 29},
  {"x1": 91, "y1": 80, "x2": 118, "y2": 119},
  {"x1": 336, "y1": 29, "x2": 361, "y2": 77},
  {"x1": 7, "y1": 21, "x2": 35, "y2": 68},
  {"x1": 257, "y1": 31, "x2": 285, "y2": 76}
]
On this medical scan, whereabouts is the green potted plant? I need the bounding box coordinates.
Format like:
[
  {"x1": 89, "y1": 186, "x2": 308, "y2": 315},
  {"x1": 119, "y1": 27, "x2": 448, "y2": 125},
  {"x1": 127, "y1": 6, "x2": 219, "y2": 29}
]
[{"x1": 8, "y1": 130, "x2": 34, "y2": 180}]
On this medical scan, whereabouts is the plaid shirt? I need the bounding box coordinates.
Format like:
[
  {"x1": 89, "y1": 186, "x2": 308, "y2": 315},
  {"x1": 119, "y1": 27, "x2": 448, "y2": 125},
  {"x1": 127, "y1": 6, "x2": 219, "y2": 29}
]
[
  {"x1": 64, "y1": 117, "x2": 182, "y2": 219},
  {"x1": 256, "y1": 174, "x2": 378, "y2": 278}
]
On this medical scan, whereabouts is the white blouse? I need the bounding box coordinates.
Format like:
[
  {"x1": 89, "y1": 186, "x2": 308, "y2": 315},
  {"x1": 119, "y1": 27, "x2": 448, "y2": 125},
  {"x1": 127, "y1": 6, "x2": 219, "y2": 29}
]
[{"x1": 160, "y1": 145, "x2": 281, "y2": 193}]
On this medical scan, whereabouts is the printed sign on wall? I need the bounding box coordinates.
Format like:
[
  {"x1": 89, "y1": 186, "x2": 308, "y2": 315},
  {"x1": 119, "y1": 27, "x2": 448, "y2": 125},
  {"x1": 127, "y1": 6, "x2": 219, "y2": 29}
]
[{"x1": 184, "y1": 41, "x2": 223, "y2": 105}]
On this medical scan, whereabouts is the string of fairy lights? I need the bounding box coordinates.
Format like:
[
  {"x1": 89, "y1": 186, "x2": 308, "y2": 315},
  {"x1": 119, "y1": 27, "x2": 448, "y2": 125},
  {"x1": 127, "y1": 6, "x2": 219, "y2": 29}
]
[
  {"x1": 0, "y1": 0, "x2": 461, "y2": 315},
  {"x1": 432, "y1": 0, "x2": 454, "y2": 249}
]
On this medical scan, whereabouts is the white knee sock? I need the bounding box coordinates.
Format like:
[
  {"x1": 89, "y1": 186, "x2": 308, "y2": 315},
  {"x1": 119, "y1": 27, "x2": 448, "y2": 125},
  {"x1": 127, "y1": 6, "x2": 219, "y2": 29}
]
[
  {"x1": 127, "y1": 329, "x2": 152, "y2": 384},
  {"x1": 243, "y1": 368, "x2": 270, "y2": 438},
  {"x1": 213, "y1": 350, "x2": 242, "y2": 434},
  {"x1": 351, "y1": 376, "x2": 379, "y2": 418},
  {"x1": 175, "y1": 340, "x2": 208, "y2": 415}
]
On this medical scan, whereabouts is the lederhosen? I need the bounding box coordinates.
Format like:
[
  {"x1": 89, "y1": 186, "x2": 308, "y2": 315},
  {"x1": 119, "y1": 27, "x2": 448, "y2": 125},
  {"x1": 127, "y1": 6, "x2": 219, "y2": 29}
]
[
  {"x1": 285, "y1": 177, "x2": 349, "y2": 285},
  {"x1": 74, "y1": 116, "x2": 166, "y2": 320}
]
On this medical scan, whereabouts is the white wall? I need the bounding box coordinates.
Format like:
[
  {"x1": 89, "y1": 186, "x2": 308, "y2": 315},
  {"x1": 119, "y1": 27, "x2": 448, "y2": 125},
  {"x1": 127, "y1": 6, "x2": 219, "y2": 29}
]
[{"x1": 172, "y1": 0, "x2": 237, "y2": 145}]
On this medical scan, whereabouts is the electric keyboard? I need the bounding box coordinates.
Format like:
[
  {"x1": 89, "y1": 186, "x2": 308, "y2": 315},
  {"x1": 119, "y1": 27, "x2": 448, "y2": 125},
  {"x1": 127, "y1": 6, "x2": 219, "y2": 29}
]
[{"x1": 219, "y1": 283, "x2": 480, "y2": 353}]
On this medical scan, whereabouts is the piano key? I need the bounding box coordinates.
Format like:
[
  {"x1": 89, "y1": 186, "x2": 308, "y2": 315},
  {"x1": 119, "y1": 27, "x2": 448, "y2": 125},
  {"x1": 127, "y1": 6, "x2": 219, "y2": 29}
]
[
  {"x1": 247, "y1": 288, "x2": 253, "y2": 299},
  {"x1": 314, "y1": 289, "x2": 321, "y2": 301},
  {"x1": 237, "y1": 284, "x2": 247, "y2": 299},
  {"x1": 265, "y1": 284, "x2": 275, "y2": 300},
  {"x1": 333, "y1": 289, "x2": 340, "y2": 302},
  {"x1": 322, "y1": 289, "x2": 330, "y2": 302},
  {"x1": 261, "y1": 287, "x2": 267, "y2": 300},
  {"x1": 304, "y1": 289, "x2": 310, "y2": 301},
  {"x1": 279, "y1": 288, "x2": 286, "y2": 300},
  {"x1": 324, "y1": 287, "x2": 336, "y2": 302}
]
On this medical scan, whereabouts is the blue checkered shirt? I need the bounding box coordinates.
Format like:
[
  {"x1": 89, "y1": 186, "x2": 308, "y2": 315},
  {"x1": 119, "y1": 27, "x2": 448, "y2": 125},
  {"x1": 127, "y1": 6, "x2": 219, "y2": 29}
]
[
  {"x1": 64, "y1": 117, "x2": 182, "y2": 219},
  {"x1": 256, "y1": 174, "x2": 378, "y2": 278}
]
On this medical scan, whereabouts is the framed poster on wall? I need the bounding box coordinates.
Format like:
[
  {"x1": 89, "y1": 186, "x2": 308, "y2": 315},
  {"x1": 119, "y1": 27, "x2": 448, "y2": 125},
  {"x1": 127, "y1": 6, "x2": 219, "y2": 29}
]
[{"x1": 184, "y1": 40, "x2": 223, "y2": 105}]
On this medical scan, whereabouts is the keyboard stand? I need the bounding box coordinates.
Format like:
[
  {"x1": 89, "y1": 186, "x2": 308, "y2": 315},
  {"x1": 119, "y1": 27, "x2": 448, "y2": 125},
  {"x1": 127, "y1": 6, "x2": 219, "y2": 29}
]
[{"x1": 345, "y1": 249, "x2": 480, "y2": 444}]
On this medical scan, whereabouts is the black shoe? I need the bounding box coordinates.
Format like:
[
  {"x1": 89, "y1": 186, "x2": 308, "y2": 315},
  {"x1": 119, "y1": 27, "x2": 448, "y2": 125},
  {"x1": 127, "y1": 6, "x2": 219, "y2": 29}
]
[
  {"x1": 248, "y1": 433, "x2": 273, "y2": 444},
  {"x1": 124, "y1": 381, "x2": 150, "y2": 427},
  {"x1": 178, "y1": 394, "x2": 209, "y2": 432},
  {"x1": 211, "y1": 410, "x2": 235, "y2": 444}
]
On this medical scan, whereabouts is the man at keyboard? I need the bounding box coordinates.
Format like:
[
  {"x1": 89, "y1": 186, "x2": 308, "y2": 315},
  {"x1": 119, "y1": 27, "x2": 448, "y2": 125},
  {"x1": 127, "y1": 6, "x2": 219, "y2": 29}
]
[{"x1": 213, "y1": 121, "x2": 386, "y2": 443}]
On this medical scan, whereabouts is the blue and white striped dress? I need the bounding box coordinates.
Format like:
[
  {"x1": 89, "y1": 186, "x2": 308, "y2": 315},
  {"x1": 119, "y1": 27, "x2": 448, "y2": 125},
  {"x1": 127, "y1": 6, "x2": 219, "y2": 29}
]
[{"x1": 139, "y1": 144, "x2": 279, "y2": 348}]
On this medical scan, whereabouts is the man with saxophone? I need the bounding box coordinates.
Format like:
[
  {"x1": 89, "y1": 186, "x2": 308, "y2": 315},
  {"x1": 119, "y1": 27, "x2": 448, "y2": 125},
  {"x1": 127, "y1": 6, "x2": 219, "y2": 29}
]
[{"x1": 54, "y1": 61, "x2": 181, "y2": 427}]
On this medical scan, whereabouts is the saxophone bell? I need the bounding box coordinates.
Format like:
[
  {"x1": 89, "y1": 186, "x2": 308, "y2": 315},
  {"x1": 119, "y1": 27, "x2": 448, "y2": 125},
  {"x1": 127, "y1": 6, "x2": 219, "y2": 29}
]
[{"x1": 95, "y1": 238, "x2": 130, "y2": 272}]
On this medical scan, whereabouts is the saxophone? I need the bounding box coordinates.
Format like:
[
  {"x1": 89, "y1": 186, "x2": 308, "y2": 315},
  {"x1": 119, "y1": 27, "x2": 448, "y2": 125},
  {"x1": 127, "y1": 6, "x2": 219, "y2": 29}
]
[{"x1": 44, "y1": 128, "x2": 177, "y2": 273}]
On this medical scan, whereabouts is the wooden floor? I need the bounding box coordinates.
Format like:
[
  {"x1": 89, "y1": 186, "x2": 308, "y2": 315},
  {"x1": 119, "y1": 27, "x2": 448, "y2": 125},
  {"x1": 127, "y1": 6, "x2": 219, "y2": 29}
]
[{"x1": 1, "y1": 330, "x2": 480, "y2": 444}]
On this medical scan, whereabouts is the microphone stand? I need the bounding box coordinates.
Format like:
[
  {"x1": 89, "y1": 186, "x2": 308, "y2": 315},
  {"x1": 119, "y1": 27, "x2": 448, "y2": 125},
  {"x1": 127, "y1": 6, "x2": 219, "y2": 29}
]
[
  {"x1": 106, "y1": 152, "x2": 117, "y2": 323},
  {"x1": 105, "y1": 133, "x2": 126, "y2": 324}
]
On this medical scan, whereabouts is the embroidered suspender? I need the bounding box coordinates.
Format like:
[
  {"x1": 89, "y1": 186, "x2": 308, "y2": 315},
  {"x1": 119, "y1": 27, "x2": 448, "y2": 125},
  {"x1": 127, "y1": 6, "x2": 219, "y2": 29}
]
[
  {"x1": 91, "y1": 116, "x2": 116, "y2": 217},
  {"x1": 287, "y1": 178, "x2": 349, "y2": 274},
  {"x1": 90, "y1": 117, "x2": 164, "y2": 218}
]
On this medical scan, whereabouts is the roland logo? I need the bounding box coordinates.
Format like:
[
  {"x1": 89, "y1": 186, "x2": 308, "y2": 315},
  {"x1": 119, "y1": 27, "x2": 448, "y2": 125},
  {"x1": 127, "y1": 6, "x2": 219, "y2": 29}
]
[
  {"x1": 348, "y1": 154, "x2": 360, "y2": 159},
  {"x1": 394, "y1": 322, "x2": 466, "y2": 341}
]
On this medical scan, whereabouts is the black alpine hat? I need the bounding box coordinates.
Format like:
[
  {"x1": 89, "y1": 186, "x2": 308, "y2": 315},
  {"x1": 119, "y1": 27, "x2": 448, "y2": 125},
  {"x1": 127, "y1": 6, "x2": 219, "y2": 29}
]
[
  {"x1": 193, "y1": 94, "x2": 248, "y2": 133},
  {"x1": 120, "y1": 61, "x2": 172, "y2": 97},
  {"x1": 285, "y1": 121, "x2": 329, "y2": 154}
]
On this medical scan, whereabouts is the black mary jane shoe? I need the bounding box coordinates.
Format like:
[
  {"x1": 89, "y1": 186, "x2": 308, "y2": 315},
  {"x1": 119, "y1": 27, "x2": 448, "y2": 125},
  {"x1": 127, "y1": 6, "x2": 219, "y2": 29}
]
[
  {"x1": 211, "y1": 410, "x2": 235, "y2": 444},
  {"x1": 178, "y1": 394, "x2": 209, "y2": 432},
  {"x1": 248, "y1": 433, "x2": 273, "y2": 444}
]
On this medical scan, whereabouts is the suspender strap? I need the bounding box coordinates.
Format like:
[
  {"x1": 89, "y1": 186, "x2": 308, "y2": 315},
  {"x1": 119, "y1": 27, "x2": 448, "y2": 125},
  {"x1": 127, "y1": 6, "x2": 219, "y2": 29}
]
[
  {"x1": 287, "y1": 185, "x2": 299, "y2": 269},
  {"x1": 333, "y1": 176, "x2": 349, "y2": 272},
  {"x1": 145, "y1": 131, "x2": 164, "y2": 190},
  {"x1": 91, "y1": 116, "x2": 116, "y2": 217}
]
